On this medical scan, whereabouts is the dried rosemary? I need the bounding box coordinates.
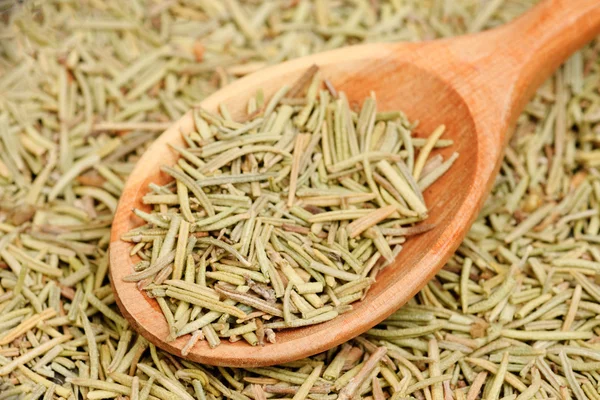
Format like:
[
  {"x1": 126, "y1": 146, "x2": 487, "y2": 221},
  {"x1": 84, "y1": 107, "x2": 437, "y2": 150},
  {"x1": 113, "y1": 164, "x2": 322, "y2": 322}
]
[
  {"x1": 124, "y1": 72, "x2": 457, "y2": 347},
  {"x1": 1, "y1": 0, "x2": 600, "y2": 399}
]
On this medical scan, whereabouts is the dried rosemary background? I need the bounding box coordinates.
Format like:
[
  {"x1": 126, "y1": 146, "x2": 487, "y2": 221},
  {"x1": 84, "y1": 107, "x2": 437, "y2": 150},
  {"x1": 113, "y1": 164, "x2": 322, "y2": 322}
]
[
  {"x1": 1, "y1": 0, "x2": 600, "y2": 399},
  {"x1": 124, "y1": 72, "x2": 457, "y2": 347}
]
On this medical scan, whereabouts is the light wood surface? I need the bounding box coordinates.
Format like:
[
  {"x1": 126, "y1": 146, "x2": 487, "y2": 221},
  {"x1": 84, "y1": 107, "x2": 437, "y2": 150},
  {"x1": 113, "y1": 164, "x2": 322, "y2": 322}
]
[{"x1": 110, "y1": 0, "x2": 600, "y2": 367}]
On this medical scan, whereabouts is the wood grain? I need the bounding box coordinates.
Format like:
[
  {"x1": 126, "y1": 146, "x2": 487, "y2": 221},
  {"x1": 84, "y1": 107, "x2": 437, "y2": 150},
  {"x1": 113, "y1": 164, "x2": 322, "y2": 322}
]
[{"x1": 110, "y1": 0, "x2": 600, "y2": 367}]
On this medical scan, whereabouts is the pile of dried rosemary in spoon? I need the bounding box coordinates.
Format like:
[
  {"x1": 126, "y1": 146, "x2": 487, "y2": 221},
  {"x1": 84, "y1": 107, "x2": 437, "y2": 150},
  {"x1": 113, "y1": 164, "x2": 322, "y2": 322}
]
[{"x1": 123, "y1": 68, "x2": 458, "y2": 348}]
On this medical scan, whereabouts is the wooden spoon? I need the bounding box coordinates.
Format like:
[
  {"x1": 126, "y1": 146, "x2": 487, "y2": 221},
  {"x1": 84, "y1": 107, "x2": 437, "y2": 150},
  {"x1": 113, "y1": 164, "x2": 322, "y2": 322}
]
[{"x1": 110, "y1": 0, "x2": 600, "y2": 367}]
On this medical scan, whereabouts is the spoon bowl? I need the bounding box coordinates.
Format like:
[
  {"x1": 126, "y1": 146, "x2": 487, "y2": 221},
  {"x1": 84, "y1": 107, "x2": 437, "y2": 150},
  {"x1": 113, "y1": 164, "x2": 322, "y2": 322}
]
[{"x1": 110, "y1": 0, "x2": 600, "y2": 367}]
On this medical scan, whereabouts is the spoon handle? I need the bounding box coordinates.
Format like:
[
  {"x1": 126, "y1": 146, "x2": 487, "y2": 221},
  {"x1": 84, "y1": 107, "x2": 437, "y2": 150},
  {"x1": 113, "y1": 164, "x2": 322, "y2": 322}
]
[
  {"x1": 444, "y1": 0, "x2": 600, "y2": 147},
  {"x1": 497, "y1": 0, "x2": 600, "y2": 107}
]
